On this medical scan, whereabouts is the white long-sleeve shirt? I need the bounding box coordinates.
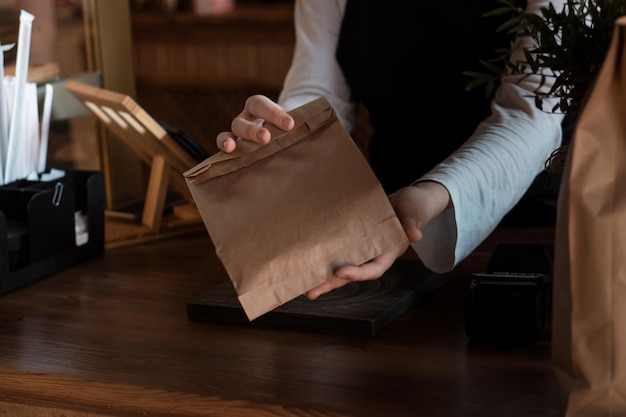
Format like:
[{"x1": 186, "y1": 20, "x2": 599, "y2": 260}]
[{"x1": 278, "y1": 0, "x2": 565, "y2": 273}]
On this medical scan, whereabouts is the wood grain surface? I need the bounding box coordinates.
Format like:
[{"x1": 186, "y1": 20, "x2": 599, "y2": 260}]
[{"x1": 0, "y1": 226, "x2": 557, "y2": 417}]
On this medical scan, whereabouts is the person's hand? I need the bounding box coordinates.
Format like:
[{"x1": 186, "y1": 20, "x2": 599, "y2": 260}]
[
  {"x1": 216, "y1": 95, "x2": 295, "y2": 153},
  {"x1": 304, "y1": 181, "x2": 451, "y2": 300}
]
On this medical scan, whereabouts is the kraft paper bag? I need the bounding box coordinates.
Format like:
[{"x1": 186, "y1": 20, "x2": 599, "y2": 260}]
[
  {"x1": 552, "y1": 16, "x2": 626, "y2": 417},
  {"x1": 184, "y1": 97, "x2": 409, "y2": 321}
]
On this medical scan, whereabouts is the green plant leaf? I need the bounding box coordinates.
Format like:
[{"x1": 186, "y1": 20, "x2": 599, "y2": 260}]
[{"x1": 465, "y1": 0, "x2": 626, "y2": 112}]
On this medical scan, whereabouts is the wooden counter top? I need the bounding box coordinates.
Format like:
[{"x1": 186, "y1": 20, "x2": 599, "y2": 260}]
[{"x1": 0, "y1": 226, "x2": 557, "y2": 417}]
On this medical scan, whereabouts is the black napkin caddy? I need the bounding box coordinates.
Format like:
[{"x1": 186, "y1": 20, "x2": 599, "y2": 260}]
[{"x1": 0, "y1": 170, "x2": 105, "y2": 294}]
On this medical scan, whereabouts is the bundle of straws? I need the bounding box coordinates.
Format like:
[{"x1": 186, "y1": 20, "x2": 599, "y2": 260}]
[{"x1": 0, "y1": 9, "x2": 53, "y2": 186}]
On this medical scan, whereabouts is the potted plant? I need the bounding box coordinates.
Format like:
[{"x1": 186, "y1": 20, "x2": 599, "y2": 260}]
[{"x1": 465, "y1": 0, "x2": 626, "y2": 113}]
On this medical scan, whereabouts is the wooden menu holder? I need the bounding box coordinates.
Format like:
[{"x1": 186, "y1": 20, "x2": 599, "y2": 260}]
[{"x1": 65, "y1": 80, "x2": 203, "y2": 244}]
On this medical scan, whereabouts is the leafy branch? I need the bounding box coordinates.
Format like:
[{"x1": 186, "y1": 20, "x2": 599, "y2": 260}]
[{"x1": 465, "y1": 0, "x2": 626, "y2": 113}]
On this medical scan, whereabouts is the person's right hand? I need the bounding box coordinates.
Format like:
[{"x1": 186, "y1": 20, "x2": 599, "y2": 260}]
[{"x1": 216, "y1": 95, "x2": 295, "y2": 153}]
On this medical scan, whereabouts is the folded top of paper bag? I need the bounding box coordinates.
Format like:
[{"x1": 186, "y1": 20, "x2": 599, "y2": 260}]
[{"x1": 184, "y1": 97, "x2": 408, "y2": 320}]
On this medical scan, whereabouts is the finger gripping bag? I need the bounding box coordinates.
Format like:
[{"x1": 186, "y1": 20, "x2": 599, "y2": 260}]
[{"x1": 183, "y1": 97, "x2": 408, "y2": 321}]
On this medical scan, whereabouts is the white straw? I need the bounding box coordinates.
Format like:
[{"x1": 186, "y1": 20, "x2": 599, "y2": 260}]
[
  {"x1": 0, "y1": 42, "x2": 15, "y2": 185},
  {"x1": 5, "y1": 9, "x2": 34, "y2": 183},
  {"x1": 37, "y1": 83, "x2": 53, "y2": 173}
]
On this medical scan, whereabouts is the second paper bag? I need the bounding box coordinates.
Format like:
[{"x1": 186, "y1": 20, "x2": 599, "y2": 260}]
[
  {"x1": 552, "y1": 15, "x2": 626, "y2": 417},
  {"x1": 184, "y1": 97, "x2": 409, "y2": 321}
]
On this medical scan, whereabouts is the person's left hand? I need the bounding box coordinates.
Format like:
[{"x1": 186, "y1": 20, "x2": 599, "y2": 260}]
[{"x1": 303, "y1": 180, "x2": 451, "y2": 300}]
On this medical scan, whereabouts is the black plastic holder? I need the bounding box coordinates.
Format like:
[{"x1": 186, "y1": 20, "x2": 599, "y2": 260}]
[{"x1": 0, "y1": 170, "x2": 105, "y2": 295}]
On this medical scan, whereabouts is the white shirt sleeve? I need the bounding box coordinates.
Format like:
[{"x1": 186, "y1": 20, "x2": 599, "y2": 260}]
[
  {"x1": 413, "y1": 0, "x2": 567, "y2": 273},
  {"x1": 278, "y1": 0, "x2": 356, "y2": 132}
]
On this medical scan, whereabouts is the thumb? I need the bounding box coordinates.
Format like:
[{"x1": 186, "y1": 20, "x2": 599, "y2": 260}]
[{"x1": 401, "y1": 216, "x2": 422, "y2": 243}]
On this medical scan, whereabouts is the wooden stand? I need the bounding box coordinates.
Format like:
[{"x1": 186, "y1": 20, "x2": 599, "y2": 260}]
[{"x1": 65, "y1": 80, "x2": 204, "y2": 246}]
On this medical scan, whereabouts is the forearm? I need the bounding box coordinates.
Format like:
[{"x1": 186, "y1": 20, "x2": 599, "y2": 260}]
[
  {"x1": 278, "y1": 0, "x2": 357, "y2": 131},
  {"x1": 413, "y1": 0, "x2": 567, "y2": 271}
]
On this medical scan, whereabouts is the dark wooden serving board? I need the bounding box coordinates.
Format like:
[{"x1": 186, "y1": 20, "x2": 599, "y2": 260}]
[{"x1": 187, "y1": 260, "x2": 450, "y2": 336}]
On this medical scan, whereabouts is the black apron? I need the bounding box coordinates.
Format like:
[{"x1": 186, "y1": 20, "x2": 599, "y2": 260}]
[
  {"x1": 336, "y1": 0, "x2": 560, "y2": 226},
  {"x1": 336, "y1": 0, "x2": 517, "y2": 192}
]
